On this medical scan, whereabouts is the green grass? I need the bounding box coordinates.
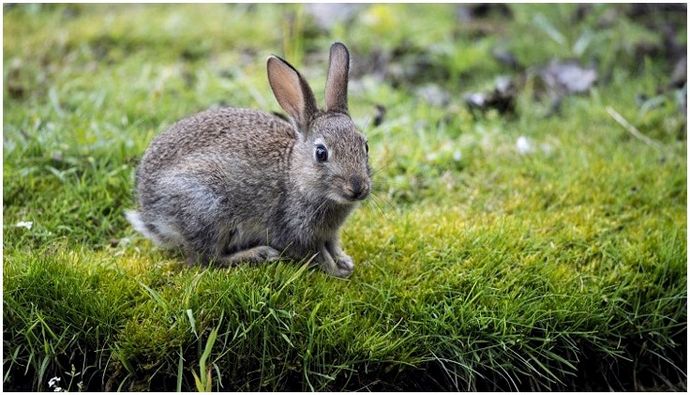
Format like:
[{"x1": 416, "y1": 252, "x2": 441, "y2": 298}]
[{"x1": 4, "y1": 3, "x2": 687, "y2": 391}]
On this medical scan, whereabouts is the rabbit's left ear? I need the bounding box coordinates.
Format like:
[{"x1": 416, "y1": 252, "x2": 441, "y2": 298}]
[
  {"x1": 267, "y1": 55, "x2": 318, "y2": 133},
  {"x1": 324, "y1": 42, "x2": 350, "y2": 114}
]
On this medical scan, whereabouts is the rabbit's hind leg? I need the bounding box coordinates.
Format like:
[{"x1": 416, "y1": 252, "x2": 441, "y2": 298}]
[
  {"x1": 178, "y1": 218, "x2": 233, "y2": 267},
  {"x1": 152, "y1": 173, "x2": 234, "y2": 266},
  {"x1": 219, "y1": 246, "x2": 282, "y2": 266}
]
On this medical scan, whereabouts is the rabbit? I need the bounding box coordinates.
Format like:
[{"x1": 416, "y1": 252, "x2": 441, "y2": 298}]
[{"x1": 126, "y1": 42, "x2": 370, "y2": 278}]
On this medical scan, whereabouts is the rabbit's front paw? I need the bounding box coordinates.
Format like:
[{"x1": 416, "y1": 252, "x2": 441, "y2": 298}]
[
  {"x1": 333, "y1": 255, "x2": 354, "y2": 278},
  {"x1": 336, "y1": 254, "x2": 354, "y2": 271},
  {"x1": 319, "y1": 245, "x2": 354, "y2": 278}
]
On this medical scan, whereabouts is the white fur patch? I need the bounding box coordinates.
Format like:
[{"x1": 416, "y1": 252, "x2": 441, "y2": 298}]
[
  {"x1": 125, "y1": 210, "x2": 183, "y2": 248},
  {"x1": 125, "y1": 210, "x2": 153, "y2": 238}
]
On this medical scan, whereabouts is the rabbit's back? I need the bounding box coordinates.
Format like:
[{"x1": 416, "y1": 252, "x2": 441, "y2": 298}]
[{"x1": 137, "y1": 107, "x2": 296, "y2": 181}]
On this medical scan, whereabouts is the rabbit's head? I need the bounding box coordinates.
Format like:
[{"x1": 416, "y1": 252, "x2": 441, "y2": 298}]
[{"x1": 268, "y1": 42, "x2": 370, "y2": 204}]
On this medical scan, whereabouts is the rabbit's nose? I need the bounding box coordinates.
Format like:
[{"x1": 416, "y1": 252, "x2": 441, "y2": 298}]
[{"x1": 349, "y1": 176, "x2": 369, "y2": 200}]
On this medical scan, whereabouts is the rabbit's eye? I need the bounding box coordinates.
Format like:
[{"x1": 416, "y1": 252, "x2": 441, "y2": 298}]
[
  {"x1": 315, "y1": 144, "x2": 328, "y2": 162},
  {"x1": 365, "y1": 142, "x2": 369, "y2": 154}
]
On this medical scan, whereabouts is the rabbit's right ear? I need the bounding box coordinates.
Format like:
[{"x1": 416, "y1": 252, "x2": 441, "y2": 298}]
[
  {"x1": 325, "y1": 42, "x2": 350, "y2": 113},
  {"x1": 267, "y1": 56, "x2": 318, "y2": 133}
]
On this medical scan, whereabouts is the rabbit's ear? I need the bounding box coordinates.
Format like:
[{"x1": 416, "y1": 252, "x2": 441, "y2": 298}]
[
  {"x1": 325, "y1": 42, "x2": 350, "y2": 113},
  {"x1": 267, "y1": 55, "x2": 318, "y2": 132}
]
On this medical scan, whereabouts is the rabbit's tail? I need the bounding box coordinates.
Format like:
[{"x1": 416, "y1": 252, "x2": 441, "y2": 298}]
[
  {"x1": 126, "y1": 209, "x2": 156, "y2": 241},
  {"x1": 125, "y1": 209, "x2": 181, "y2": 248}
]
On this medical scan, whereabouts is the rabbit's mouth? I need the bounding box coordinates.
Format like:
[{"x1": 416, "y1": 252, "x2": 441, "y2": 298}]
[
  {"x1": 345, "y1": 180, "x2": 370, "y2": 201},
  {"x1": 344, "y1": 189, "x2": 369, "y2": 202},
  {"x1": 336, "y1": 186, "x2": 370, "y2": 203},
  {"x1": 326, "y1": 175, "x2": 370, "y2": 204},
  {"x1": 327, "y1": 190, "x2": 366, "y2": 205}
]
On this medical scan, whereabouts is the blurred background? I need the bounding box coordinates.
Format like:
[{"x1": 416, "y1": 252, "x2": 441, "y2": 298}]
[{"x1": 5, "y1": 4, "x2": 686, "y2": 132}]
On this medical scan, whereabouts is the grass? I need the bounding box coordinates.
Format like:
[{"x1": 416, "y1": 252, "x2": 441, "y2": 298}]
[{"x1": 3, "y1": 3, "x2": 687, "y2": 391}]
